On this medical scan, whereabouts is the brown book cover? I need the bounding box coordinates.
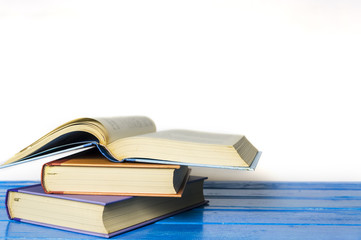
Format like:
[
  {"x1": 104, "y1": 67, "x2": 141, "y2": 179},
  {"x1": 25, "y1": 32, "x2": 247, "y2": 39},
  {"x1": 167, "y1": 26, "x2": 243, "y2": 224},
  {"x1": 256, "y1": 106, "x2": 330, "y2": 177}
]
[{"x1": 41, "y1": 156, "x2": 190, "y2": 197}]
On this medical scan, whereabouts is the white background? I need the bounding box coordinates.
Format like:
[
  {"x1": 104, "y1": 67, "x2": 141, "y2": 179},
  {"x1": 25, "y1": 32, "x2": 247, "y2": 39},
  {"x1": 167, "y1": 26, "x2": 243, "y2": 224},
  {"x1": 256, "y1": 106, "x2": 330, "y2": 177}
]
[{"x1": 1, "y1": 0, "x2": 360, "y2": 181}]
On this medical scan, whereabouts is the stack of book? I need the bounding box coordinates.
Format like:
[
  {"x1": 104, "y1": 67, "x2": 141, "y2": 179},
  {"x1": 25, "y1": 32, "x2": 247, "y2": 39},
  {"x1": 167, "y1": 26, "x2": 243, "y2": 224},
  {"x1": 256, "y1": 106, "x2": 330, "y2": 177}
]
[{"x1": 3, "y1": 116, "x2": 260, "y2": 238}]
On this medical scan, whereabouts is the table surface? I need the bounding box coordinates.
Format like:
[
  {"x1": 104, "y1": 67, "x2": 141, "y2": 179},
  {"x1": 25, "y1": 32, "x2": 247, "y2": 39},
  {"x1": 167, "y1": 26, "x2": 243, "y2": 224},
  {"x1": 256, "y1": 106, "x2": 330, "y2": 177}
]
[{"x1": 1, "y1": 181, "x2": 361, "y2": 239}]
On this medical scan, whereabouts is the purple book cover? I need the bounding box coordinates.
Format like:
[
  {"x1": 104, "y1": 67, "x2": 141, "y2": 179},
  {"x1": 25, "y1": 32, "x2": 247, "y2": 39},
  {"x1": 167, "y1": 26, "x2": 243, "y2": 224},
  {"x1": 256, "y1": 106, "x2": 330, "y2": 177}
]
[{"x1": 6, "y1": 176, "x2": 207, "y2": 238}]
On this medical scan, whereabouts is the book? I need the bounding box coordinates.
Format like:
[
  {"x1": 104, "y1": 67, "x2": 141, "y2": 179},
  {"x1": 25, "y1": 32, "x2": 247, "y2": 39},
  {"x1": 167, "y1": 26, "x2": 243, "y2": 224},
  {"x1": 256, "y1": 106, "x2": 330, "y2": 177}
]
[
  {"x1": 41, "y1": 151, "x2": 190, "y2": 197},
  {"x1": 1, "y1": 116, "x2": 261, "y2": 170},
  {"x1": 6, "y1": 176, "x2": 207, "y2": 238}
]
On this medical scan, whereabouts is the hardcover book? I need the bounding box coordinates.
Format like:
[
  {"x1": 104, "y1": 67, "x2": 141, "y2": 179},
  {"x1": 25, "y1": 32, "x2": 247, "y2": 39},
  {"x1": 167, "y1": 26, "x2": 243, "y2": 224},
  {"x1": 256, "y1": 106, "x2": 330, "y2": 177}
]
[
  {"x1": 6, "y1": 176, "x2": 207, "y2": 238},
  {"x1": 41, "y1": 151, "x2": 190, "y2": 197},
  {"x1": 1, "y1": 116, "x2": 260, "y2": 170}
]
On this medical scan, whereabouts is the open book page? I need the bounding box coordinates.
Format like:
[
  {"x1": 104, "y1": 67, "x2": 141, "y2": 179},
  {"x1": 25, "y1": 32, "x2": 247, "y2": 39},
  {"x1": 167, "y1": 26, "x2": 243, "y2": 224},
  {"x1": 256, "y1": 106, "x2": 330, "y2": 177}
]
[
  {"x1": 95, "y1": 116, "x2": 156, "y2": 143},
  {"x1": 137, "y1": 129, "x2": 244, "y2": 146},
  {"x1": 1, "y1": 116, "x2": 156, "y2": 168}
]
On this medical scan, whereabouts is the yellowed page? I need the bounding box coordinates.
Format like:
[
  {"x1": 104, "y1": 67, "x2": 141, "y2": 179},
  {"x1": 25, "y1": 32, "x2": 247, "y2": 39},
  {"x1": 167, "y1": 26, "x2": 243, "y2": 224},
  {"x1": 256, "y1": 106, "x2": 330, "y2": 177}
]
[
  {"x1": 95, "y1": 116, "x2": 156, "y2": 143},
  {"x1": 137, "y1": 129, "x2": 243, "y2": 146},
  {"x1": 1, "y1": 116, "x2": 156, "y2": 167}
]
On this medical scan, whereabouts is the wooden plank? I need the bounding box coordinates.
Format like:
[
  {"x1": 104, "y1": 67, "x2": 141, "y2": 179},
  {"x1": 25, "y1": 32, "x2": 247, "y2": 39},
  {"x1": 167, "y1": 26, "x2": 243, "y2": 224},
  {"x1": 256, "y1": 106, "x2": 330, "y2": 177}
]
[
  {"x1": 207, "y1": 198, "x2": 361, "y2": 210},
  {"x1": 2, "y1": 221, "x2": 361, "y2": 240},
  {"x1": 121, "y1": 224, "x2": 361, "y2": 240},
  {"x1": 160, "y1": 208, "x2": 361, "y2": 225}
]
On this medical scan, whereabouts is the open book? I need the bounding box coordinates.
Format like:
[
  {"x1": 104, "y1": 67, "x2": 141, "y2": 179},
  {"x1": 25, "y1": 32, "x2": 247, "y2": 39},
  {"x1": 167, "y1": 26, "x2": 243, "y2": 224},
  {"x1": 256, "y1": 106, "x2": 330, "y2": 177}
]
[{"x1": 1, "y1": 116, "x2": 261, "y2": 170}]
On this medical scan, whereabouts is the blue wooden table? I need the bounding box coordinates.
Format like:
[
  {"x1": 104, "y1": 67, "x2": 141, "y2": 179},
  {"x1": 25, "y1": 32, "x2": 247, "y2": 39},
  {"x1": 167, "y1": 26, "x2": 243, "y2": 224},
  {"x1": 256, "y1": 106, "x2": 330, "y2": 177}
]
[{"x1": 1, "y1": 181, "x2": 361, "y2": 239}]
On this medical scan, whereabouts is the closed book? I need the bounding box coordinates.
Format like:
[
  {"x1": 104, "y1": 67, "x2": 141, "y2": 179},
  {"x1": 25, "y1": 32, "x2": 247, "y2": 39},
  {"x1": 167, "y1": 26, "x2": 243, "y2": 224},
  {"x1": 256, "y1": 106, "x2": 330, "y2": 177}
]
[
  {"x1": 41, "y1": 153, "x2": 190, "y2": 197},
  {"x1": 6, "y1": 176, "x2": 207, "y2": 238}
]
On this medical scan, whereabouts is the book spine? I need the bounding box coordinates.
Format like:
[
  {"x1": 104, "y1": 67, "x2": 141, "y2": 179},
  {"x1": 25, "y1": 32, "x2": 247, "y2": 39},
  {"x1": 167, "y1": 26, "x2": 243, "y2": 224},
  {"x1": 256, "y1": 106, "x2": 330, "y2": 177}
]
[
  {"x1": 40, "y1": 163, "x2": 49, "y2": 193},
  {"x1": 5, "y1": 189, "x2": 13, "y2": 220},
  {"x1": 95, "y1": 143, "x2": 122, "y2": 162},
  {"x1": 41, "y1": 159, "x2": 69, "y2": 193},
  {"x1": 5, "y1": 187, "x2": 29, "y2": 220}
]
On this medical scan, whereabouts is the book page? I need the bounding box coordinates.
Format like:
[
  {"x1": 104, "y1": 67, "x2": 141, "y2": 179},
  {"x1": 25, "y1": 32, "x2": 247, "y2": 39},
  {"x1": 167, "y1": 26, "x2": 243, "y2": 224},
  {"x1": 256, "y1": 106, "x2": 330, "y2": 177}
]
[
  {"x1": 139, "y1": 129, "x2": 243, "y2": 146},
  {"x1": 95, "y1": 116, "x2": 156, "y2": 143}
]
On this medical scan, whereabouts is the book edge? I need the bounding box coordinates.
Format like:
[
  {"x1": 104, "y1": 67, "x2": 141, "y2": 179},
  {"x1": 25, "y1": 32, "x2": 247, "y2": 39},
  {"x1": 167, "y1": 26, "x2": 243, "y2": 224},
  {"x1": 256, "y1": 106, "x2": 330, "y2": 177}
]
[
  {"x1": 10, "y1": 200, "x2": 208, "y2": 238},
  {"x1": 5, "y1": 184, "x2": 39, "y2": 220},
  {"x1": 44, "y1": 169, "x2": 191, "y2": 198},
  {"x1": 124, "y1": 151, "x2": 262, "y2": 170}
]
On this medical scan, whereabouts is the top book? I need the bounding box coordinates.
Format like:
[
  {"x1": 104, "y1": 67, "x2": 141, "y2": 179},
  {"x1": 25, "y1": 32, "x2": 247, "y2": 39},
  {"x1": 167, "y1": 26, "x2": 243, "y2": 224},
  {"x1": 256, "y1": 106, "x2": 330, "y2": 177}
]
[{"x1": 1, "y1": 116, "x2": 261, "y2": 170}]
